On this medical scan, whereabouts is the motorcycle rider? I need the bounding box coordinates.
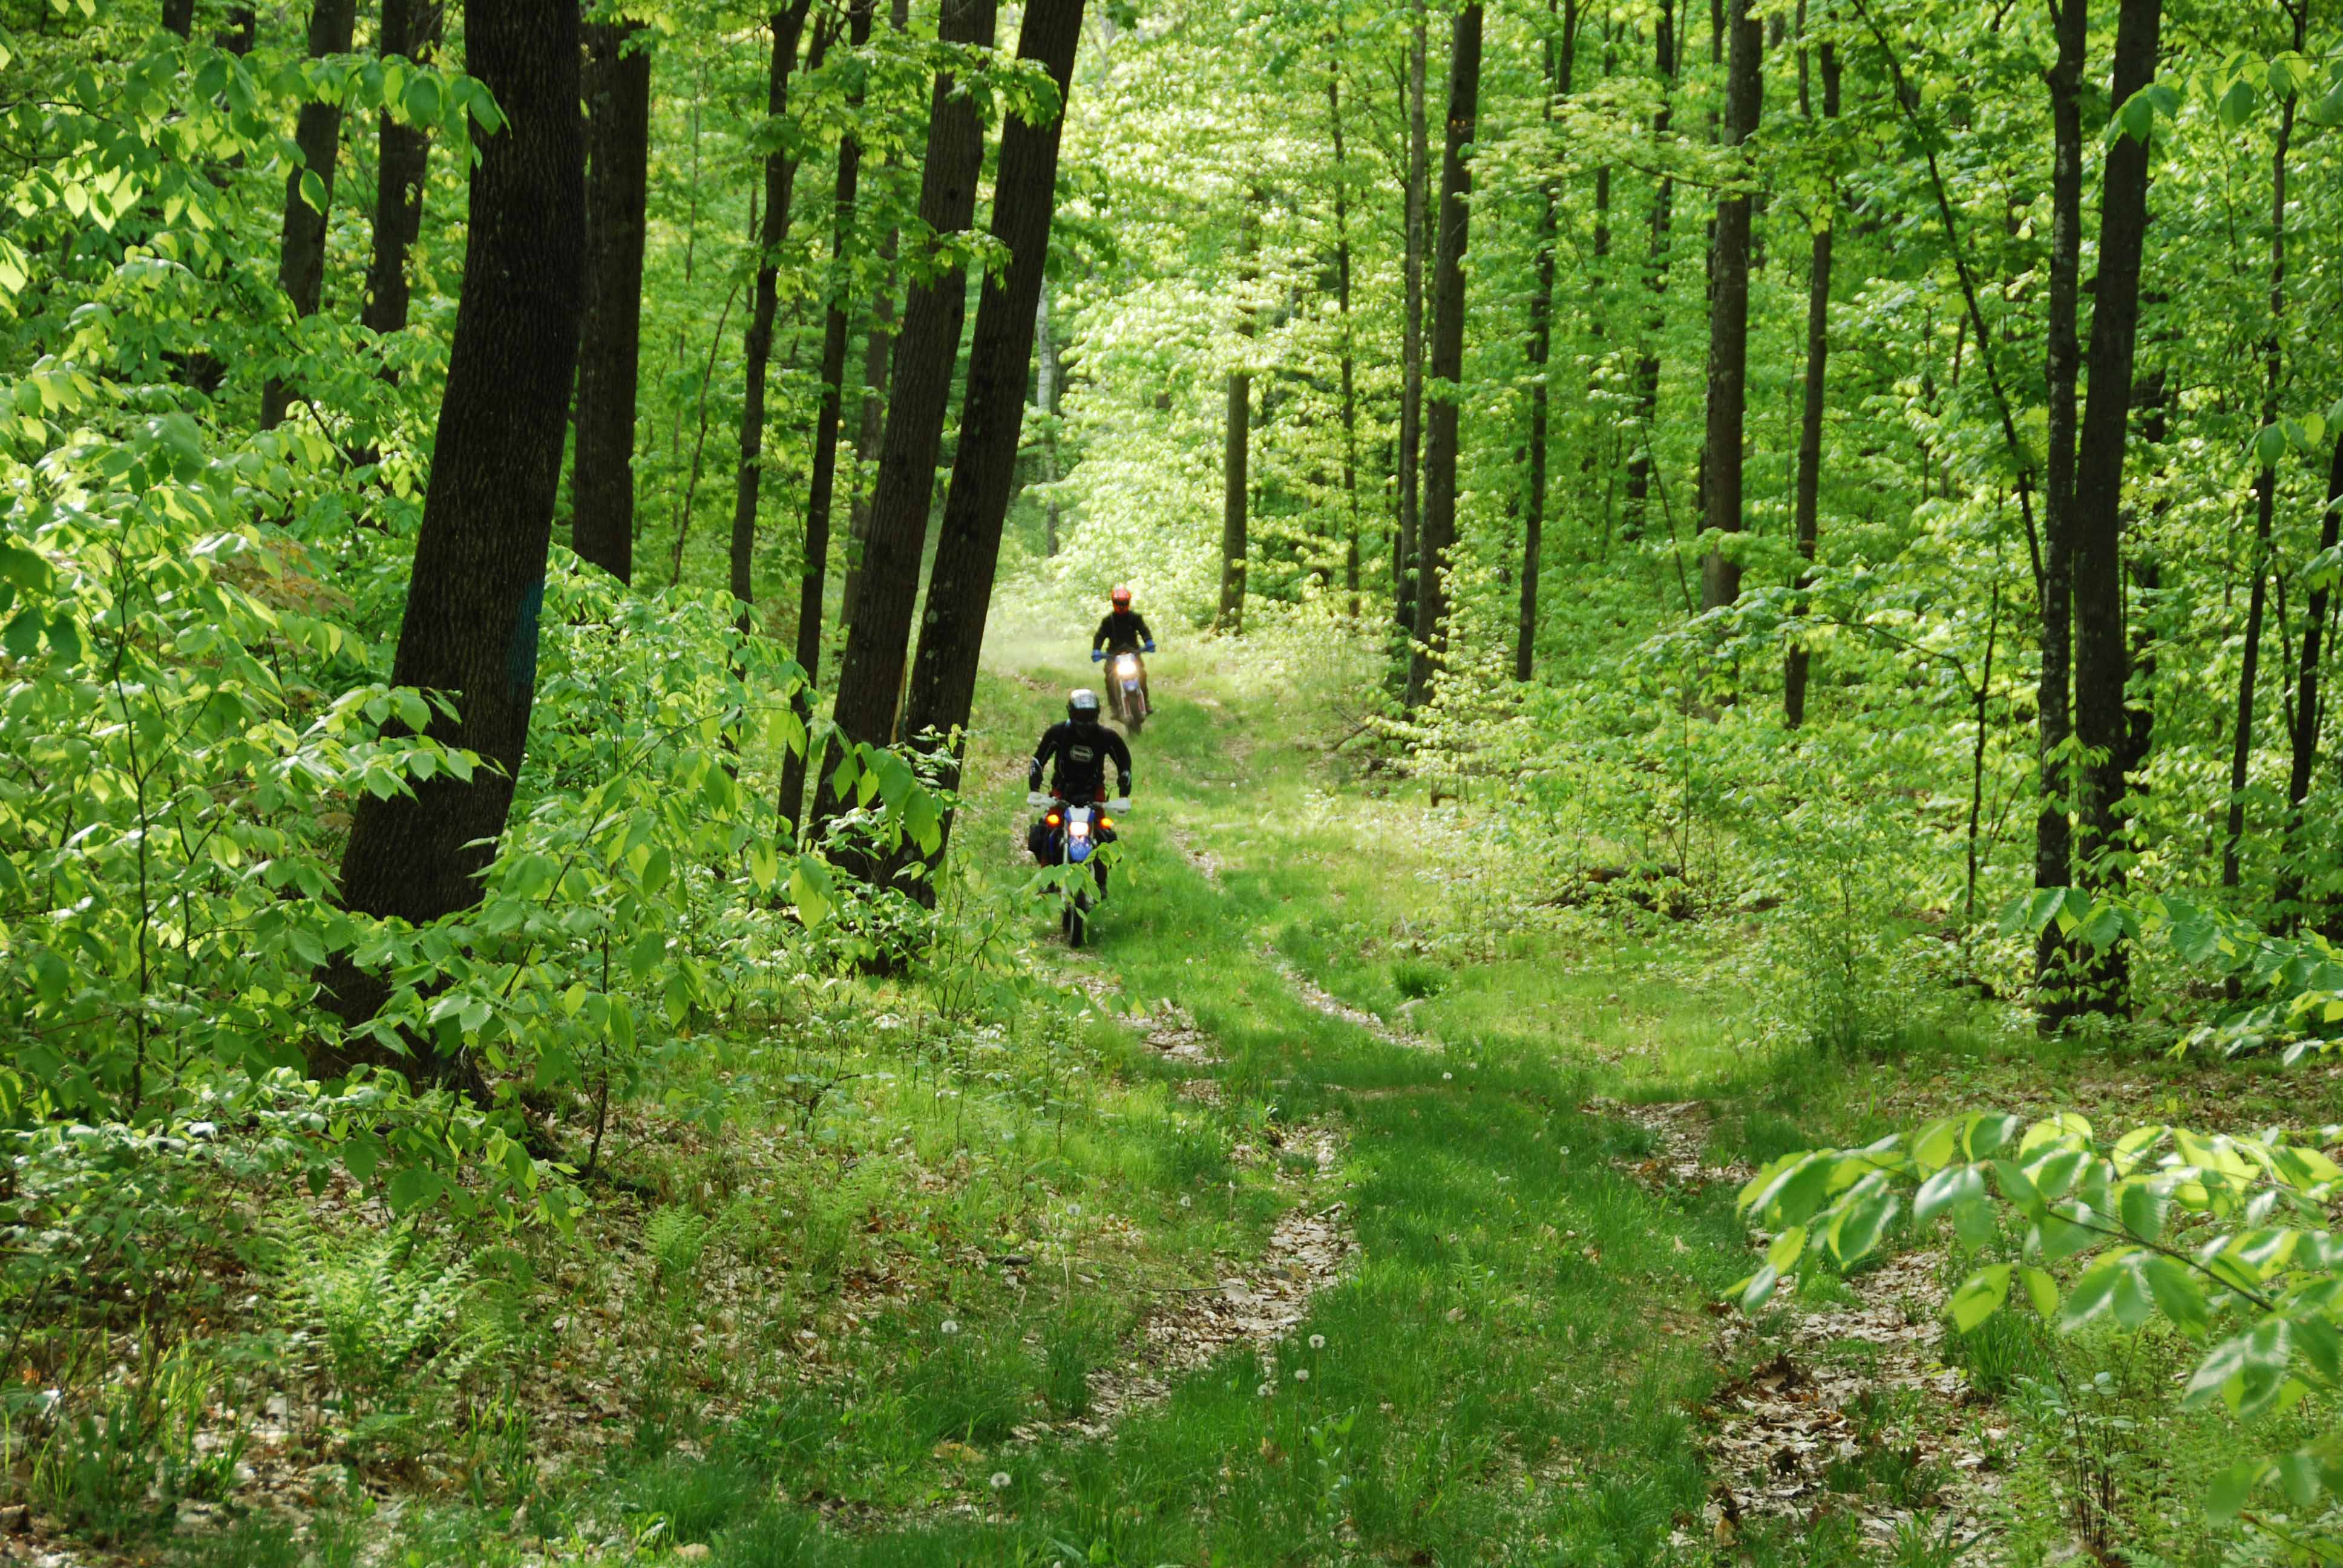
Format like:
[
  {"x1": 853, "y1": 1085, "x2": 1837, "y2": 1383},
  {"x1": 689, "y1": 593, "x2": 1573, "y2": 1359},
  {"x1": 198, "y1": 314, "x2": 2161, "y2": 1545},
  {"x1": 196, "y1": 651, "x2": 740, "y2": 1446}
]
[
  {"x1": 1027, "y1": 688, "x2": 1132, "y2": 863},
  {"x1": 1090, "y1": 584, "x2": 1156, "y2": 719}
]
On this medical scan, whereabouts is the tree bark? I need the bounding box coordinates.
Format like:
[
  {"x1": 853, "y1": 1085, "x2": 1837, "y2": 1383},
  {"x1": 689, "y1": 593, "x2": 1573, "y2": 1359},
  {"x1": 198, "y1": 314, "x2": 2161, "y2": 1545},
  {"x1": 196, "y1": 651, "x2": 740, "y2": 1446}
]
[
  {"x1": 823, "y1": 0, "x2": 998, "y2": 806},
  {"x1": 1035, "y1": 286, "x2": 1063, "y2": 558},
  {"x1": 2034, "y1": 0, "x2": 2085, "y2": 1018},
  {"x1": 1783, "y1": 39, "x2": 1838, "y2": 727},
  {"x1": 900, "y1": 0, "x2": 1086, "y2": 786},
  {"x1": 839, "y1": 0, "x2": 913, "y2": 629},
  {"x1": 360, "y1": 0, "x2": 442, "y2": 341},
  {"x1": 1518, "y1": 0, "x2": 1575, "y2": 682},
  {"x1": 729, "y1": 2, "x2": 824, "y2": 629},
  {"x1": 570, "y1": 19, "x2": 654, "y2": 583},
  {"x1": 778, "y1": 0, "x2": 882, "y2": 837},
  {"x1": 1219, "y1": 201, "x2": 1255, "y2": 634},
  {"x1": 2276, "y1": 433, "x2": 2343, "y2": 918},
  {"x1": 261, "y1": 0, "x2": 359, "y2": 431},
  {"x1": 1395, "y1": 2, "x2": 1430, "y2": 637},
  {"x1": 216, "y1": 7, "x2": 255, "y2": 53},
  {"x1": 1328, "y1": 48, "x2": 1363, "y2": 617},
  {"x1": 2223, "y1": 27, "x2": 2299, "y2": 892},
  {"x1": 1623, "y1": 0, "x2": 1676, "y2": 541},
  {"x1": 1697, "y1": 0, "x2": 1761, "y2": 611},
  {"x1": 1404, "y1": 2, "x2": 1482, "y2": 708},
  {"x1": 2068, "y1": 0, "x2": 2162, "y2": 1008},
  {"x1": 163, "y1": 0, "x2": 194, "y2": 39},
  {"x1": 318, "y1": 0, "x2": 585, "y2": 1043}
]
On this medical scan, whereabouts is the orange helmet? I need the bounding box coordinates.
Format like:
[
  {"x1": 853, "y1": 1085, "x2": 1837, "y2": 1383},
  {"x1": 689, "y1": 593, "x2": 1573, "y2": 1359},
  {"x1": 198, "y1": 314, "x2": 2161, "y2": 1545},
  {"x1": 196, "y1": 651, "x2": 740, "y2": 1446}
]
[{"x1": 1111, "y1": 584, "x2": 1132, "y2": 607}]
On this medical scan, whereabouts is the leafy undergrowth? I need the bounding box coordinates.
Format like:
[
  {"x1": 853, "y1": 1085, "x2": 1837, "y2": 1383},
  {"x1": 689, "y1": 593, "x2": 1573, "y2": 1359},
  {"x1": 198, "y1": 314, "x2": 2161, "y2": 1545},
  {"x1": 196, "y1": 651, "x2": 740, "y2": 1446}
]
[{"x1": 15, "y1": 630, "x2": 2342, "y2": 1567}]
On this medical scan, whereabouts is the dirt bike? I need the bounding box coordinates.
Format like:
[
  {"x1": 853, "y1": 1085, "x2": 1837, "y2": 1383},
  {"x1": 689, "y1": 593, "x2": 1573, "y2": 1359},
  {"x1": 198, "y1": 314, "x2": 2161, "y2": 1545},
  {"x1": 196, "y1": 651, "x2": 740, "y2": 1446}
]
[
  {"x1": 1027, "y1": 790, "x2": 1128, "y2": 946},
  {"x1": 1108, "y1": 650, "x2": 1150, "y2": 734}
]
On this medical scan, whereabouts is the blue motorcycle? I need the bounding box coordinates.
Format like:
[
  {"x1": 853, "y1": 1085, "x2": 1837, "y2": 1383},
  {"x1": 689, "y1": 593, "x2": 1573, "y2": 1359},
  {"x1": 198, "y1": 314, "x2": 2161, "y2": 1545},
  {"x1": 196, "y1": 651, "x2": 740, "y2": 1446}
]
[{"x1": 1027, "y1": 791, "x2": 1129, "y2": 946}]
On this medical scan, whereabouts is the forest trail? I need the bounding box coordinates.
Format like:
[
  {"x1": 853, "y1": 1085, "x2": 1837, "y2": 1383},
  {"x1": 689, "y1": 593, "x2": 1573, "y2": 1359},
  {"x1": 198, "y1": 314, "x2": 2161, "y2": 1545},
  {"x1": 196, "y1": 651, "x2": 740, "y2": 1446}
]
[{"x1": 846, "y1": 633, "x2": 2013, "y2": 1564}]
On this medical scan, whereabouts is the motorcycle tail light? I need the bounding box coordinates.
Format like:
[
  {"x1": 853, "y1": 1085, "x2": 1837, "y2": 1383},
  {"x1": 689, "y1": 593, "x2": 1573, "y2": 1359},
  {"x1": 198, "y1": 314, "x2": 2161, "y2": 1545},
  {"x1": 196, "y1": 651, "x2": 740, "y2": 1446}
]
[
  {"x1": 1046, "y1": 812, "x2": 1061, "y2": 826},
  {"x1": 1100, "y1": 817, "x2": 1113, "y2": 829}
]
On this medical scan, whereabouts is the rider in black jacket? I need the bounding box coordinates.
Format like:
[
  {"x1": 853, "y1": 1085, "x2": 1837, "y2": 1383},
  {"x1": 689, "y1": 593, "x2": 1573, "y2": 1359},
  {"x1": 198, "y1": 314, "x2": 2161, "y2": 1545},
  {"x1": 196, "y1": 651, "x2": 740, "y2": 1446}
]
[
  {"x1": 1090, "y1": 585, "x2": 1156, "y2": 717},
  {"x1": 1029, "y1": 688, "x2": 1133, "y2": 803}
]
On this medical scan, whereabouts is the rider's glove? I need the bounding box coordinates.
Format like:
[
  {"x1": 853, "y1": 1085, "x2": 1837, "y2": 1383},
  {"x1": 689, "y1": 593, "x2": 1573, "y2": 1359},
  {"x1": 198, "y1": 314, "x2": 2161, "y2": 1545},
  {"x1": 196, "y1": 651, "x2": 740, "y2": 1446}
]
[
  {"x1": 1142, "y1": 639, "x2": 1156, "y2": 653},
  {"x1": 1107, "y1": 797, "x2": 1132, "y2": 815},
  {"x1": 1090, "y1": 649, "x2": 1105, "y2": 662},
  {"x1": 1026, "y1": 790, "x2": 1052, "y2": 808}
]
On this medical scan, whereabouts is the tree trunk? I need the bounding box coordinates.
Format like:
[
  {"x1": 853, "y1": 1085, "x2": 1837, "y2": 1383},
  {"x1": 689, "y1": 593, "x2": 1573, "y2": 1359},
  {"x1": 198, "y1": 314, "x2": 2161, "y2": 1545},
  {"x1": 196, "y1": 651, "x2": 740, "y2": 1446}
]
[
  {"x1": 2034, "y1": 0, "x2": 2085, "y2": 1019},
  {"x1": 1783, "y1": 39, "x2": 1838, "y2": 727},
  {"x1": 2223, "y1": 35, "x2": 2299, "y2": 892},
  {"x1": 1395, "y1": 2, "x2": 1430, "y2": 637},
  {"x1": 2276, "y1": 433, "x2": 2343, "y2": 918},
  {"x1": 1219, "y1": 197, "x2": 1257, "y2": 634},
  {"x1": 318, "y1": 0, "x2": 585, "y2": 1044},
  {"x1": 1035, "y1": 285, "x2": 1063, "y2": 558},
  {"x1": 839, "y1": 0, "x2": 914, "y2": 629},
  {"x1": 2068, "y1": 0, "x2": 2163, "y2": 1008},
  {"x1": 823, "y1": 0, "x2": 998, "y2": 807},
  {"x1": 261, "y1": 0, "x2": 359, "y2": 431},
  {"x1": 778, "y1": 0, "x2": 882, "y2": 837},
  {"x1": 729, "y1": 2, "x2": 823, "y2": 629},
  {"x1": 1328, "y1": 48, "x2": 1363, "y2": 618},
  {"x1": 1623, "y1": 0, "x2": 1676, "y2": 541},
  {"x1": 1697, "y1": 0, "x2": 1761, "y2": 611},
  {"x1": 163, "y1": 0, "x2": 194, "y2": 39},
  {"x1": 1518, "y1": 0, "x2": 1574, "y2": 682},
  {"x1": 1404, "y1": 3, "x2": 1482, "y2": 708},
  {"x1": 216, "y1": 7, "x2": 255, "y2": 53},
  {"x1": 901, "y1": 0, "x2": 1086, "y2": 783},
  {"x1": 571, "y1": 19, "x2": 654, "y2": 583},
  {"x1": 360, "y1": 0, "x2": 442, "y2": 341}
]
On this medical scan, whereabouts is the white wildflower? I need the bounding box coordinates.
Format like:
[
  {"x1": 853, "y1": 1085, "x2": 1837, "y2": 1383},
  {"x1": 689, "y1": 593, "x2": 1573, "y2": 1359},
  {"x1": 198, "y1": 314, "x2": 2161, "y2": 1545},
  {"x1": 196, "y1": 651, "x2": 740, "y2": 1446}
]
[
  {"x1": 989, "y1": 1472, "x2": 1011, "y2": 1491},
  {"x1": 940, "y1": 1319, "x2": 960, "y2": 1336},
  {"x1": 1308, "y1": 1334, "x2": 1325, "y2": 1350}
]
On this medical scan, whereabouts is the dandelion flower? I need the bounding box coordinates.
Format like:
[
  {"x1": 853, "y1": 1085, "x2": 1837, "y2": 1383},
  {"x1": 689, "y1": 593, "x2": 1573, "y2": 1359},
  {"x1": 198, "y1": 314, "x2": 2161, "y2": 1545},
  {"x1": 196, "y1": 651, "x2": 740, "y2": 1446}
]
[
  {"x1": 1257, "y1": 1382, "x2": 1274, "y2": 1398},
  {"x1": 1308, "y1": 1334, "x2": 1325, "y2": 1350},
  {"x1": 1442, "y1": 1071, "x2": 1453, "y2": 1081},
  {"x1": 1294, "y1": 1368, "x2": 1309, "y2": 1382},
  {"x1": 989, "y1": 1472, "x2": 1011, "y2": 1491},
  {"x1": 1179, "y1": 1195, "x2": 1193, "y2": 1208},
  {"x1": 940, "y1": 1319, "x2": 960, "y2": 1336}
]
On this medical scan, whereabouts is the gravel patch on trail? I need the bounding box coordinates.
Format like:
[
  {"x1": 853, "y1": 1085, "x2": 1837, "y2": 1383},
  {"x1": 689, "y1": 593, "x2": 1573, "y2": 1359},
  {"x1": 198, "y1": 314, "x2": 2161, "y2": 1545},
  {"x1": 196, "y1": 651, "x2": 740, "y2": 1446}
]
[
  {"x1": 1591, "y1": 1100, "x2": 2009, "y2": 1559},
  {"x1": 1041, "y1": 1123, "x2": 1354, "y2": 1442},
  {"x1": 1265, "y1": 949, "x2": 1439, "y2": 1053}
]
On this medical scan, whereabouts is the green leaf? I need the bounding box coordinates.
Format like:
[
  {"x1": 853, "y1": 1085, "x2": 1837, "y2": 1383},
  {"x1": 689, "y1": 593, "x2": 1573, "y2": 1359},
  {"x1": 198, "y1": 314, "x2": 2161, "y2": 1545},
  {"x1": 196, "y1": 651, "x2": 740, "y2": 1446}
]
[
  {"x1": 402, "y1": 71, "x2": 443, "y2": 126},
  {"x1": 299, "y1": 168, "x2": 327, "y2": 214},
  {"x1": 2019, "y1": 1266, "x2": 2059, "y2": 1319},
  {"x1": 2256, "y1": 423, "x2": 2289, "y2": 469},
  {"x1": 1915, "y1": 1163, "x2": 1983, "y2": 1224},
  {"x1": 2218, "y1": 77, "x2": 2258, "y2": 129},
  {"x1": 2119, "y1": 1181, "x2": 2167, "y2": 1243},
  {"x1": 2208, "y1": 1459, "x2": 2271, "y2": 1522},
  {"x1": 791, "y1": 852, "x2": 833, "y2": 927},
  {"x1": 0, "y1": 543, "x2": 50, "y2": 592},
  {"x1": 1949, "y1": 1263, "x2": 2013, "y2": 1333}
]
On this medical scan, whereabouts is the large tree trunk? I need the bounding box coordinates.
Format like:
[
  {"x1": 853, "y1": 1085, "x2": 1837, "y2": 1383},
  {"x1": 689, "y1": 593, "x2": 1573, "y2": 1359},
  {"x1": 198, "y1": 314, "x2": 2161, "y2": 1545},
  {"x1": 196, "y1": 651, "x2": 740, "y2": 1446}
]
[
  {"x1": 571, "y1": 20, "x2": 654, "y2": 583},
  {"x1": 1782, "y1": 39, "x2": 1838, "y2": 727},
  {"x1": 1696, "y1": 0, "x2": 1761, "y2": 611},
  {"x1": 360, "y1": 0, "x2": 442, "y2": 340},
  {"x1": 2276, "y1": 434, "x2": 2343, "y2": 918},
  {"x1": 729, "y1": 2, "x2": 823, "y2": 629},
  {"x1": 778, "y1": 0, "x2": 880, "y2": 837},
  {"x1": 163, "y1": 0, "x2": 194, "y2": 39},
  {"x1": 1035, "y1": 286, "x2": 1064, "y2": 558},
  {"x1": 822, "y1": 0, "x2": 998, "y2": 822},
  {"x1": 2223, "y1": 30, "x2": 2299, "y2": 892},
  {"x1": 1622, "y1": 0, "x2": 1676, "y2": 541},
  {"x1": 1518, "y1": 0, "x2": 1575, "y2": 682},
  {"x1": 318, "y1": 0, "x2": 585, "y2": 1045},
  {"x1": 1395, "y1": 2, "x2": 1430, "y2": 638},
  {"x1": 2068, "y1": 0, "x2": 2162, "y2": 1009},
  {"x1": 900, "y1": 0, "x2": 1086, "y2": 805},
  {"x1": 1328, "y1": 48, "x2": 1363, "y2": 618},
  {"x1": 260, "y1": 0, "x2": 359, "y2": 431},
  {"x1": 216, "y1": 7, "x2": 255, "y2": 54},
  {"x1": 2033, "y1": 0, "x2": 2085, "y2": 1020},
  {"x1": 1404, "y1": 2, "x2": 1482, "y2": 708},
  {"x1": 839, "y1": 0, "x2": 912, "y2": 629}
]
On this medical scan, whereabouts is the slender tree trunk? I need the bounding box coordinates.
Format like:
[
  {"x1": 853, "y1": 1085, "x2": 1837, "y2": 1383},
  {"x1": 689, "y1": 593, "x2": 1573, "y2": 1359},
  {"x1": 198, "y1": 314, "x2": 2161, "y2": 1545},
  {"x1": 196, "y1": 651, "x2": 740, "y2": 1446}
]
[
  {"x1": 824, "y1": 0, "x2": 998, "y2": 817},
  {"x1": 1624, "y1": 0, "x2": 1676, "y2": 541},
  {"x1": 1328, "y1": 48, "x2": 1363, "y2": 618},
  {"x1": 1395, "y1": 3, "x2": 1430, "y2": 636},
  {"x1": 777, "y1": 0, "x2": 882, "y2": 836},
  {"x1": 163, "y1": 0, "x2": 194, "y2": 39},
  {"x1": 1219, "y1": 200, "x2": 1255, "y2": 633},
  {"x1": 840, "y1": 0, "x2": 914, "y2": 633},
  {"x1": 1782, "y1": 40, "x2": 1838, "y2": 727},
  {"x1": 571, "y1": 19, "x2": 654, "y2": 583},
  {"x1": 2034, "y1": 0, "x2": 2085, "y2": 1019},
  {"x1": 317, "y1": 0, "x2": 585, "y2": 1045},
  {"x1": 2068, "y1": 0, "x2": 2163, "y2": 1008},
  {"x1": 729, "y1": 2, "x2": 823, "y2": 629},
  {"x1": 1035, "y1": 286, "x2": 1063, "y2": 558},
  {"x1": 361, "y1": 0, "x2": 442, "y2": 341},
  {"x1": 1518, "y1": 0, "x2": 1574, "y2": 681},
  {"x1": 1404, "y1": 4, "x2": 1483, "y2": 708},
  {"x1": 216, "y1": 7, "x2": 255, "y2": 53},
  {"x1": 1697, "y1": 0, "x2": 1761, "y2": 611},
  {"x1": 261, "y1": 0, "x2": 359, "y2": 431},
  {"x1": 2223, "y1": 39, "x2": 2299, "y2": 891},
  {"x1": 902, "y1": 0, "x2": 1086, "y2": 788},
  {"x1": 2276, "y1": 433, "x2": 2343, "y2": 917}
]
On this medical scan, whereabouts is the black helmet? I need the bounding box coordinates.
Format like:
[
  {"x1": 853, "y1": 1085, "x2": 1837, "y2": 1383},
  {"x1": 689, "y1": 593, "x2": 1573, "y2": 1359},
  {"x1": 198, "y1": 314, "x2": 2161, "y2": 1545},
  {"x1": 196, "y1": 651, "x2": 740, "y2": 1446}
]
[{"x1": 1067, "y1": 688, "x2": 1101, "y2": 722}]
